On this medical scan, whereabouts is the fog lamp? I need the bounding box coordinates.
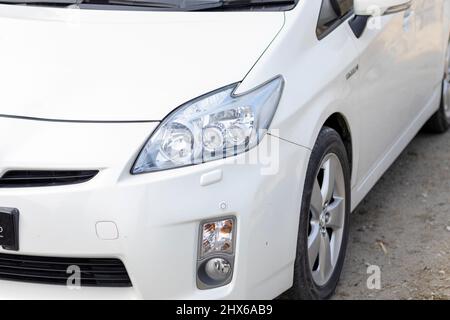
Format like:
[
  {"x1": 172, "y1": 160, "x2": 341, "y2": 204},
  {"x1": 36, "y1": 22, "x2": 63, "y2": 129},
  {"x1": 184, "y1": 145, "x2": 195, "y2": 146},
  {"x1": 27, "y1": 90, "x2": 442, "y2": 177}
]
[{"x1": 204, "y1": 258, "x2": 232, "y2": 281}]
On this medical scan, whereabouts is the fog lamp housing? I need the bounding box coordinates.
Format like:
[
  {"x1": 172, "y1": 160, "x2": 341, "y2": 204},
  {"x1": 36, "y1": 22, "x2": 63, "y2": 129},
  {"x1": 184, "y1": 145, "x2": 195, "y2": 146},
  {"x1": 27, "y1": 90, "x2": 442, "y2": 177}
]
[{"x1": 197, "y1": 217, "x2": 236, "y2": 289}]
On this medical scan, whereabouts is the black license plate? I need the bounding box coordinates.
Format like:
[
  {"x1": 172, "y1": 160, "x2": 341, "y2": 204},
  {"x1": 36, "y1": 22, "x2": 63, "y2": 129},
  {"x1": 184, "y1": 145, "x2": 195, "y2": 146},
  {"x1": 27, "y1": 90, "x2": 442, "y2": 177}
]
[{"x1": 0, "y1": 208, "x2": 19, "y2": 251}]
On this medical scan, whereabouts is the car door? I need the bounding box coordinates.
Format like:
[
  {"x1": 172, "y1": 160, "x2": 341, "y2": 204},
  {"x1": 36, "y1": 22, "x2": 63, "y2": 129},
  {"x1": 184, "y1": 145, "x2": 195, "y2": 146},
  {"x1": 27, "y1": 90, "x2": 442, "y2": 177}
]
[
  {"x1": 352, "y1": 4, "x2": 418, "y2": 189},
  {"x1": 414, "y1": 0, "x2": 447, "y2": 114}
]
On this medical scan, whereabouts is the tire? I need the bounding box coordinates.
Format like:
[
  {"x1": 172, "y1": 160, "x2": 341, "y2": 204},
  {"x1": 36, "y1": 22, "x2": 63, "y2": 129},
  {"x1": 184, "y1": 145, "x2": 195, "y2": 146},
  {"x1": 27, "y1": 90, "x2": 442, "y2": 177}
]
[
  {"x1": 424, "y1": 39, "x2": 450, "y2": 134},
  {"x1": 289, "y1": 127, "x2": 351, "y2": 300}
]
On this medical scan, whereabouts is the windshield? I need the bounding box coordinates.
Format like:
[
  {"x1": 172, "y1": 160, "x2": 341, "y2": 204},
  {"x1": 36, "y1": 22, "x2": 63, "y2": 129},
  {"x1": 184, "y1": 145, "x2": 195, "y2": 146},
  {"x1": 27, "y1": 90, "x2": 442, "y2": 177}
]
[{"x1": 0, "y1": 0, "x2": 297, "y2": 10}]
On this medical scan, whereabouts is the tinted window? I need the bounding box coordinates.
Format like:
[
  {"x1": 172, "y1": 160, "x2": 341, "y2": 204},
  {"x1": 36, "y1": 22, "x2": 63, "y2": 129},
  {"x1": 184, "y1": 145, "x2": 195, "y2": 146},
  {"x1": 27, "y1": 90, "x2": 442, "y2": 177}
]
[{"x1": 317, "y1": 0, "x2": 354, "y2": 38}]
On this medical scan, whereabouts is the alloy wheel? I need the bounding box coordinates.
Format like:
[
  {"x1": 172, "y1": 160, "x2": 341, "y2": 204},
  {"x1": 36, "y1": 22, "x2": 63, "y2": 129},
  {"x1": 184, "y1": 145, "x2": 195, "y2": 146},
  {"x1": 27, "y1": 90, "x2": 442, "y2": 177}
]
[{"x1": 307, "y1": 153, "x2": 346, "y2": 286}]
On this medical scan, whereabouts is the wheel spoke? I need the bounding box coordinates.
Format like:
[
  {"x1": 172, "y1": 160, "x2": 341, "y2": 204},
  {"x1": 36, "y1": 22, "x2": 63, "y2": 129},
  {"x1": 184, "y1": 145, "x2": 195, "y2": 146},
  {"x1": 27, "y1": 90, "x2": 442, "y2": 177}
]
[
  {"x1": 308, "y1": 225, "x2": 321, "y2": 270},
  {"x1": 311, "y1": 179, "x2": 323, "y2": 220},
  {"x1": 326, "y1": 197, "x2": 345, "y2": 229},
  {"x1": 321, "y1": 158, "x2": 336, "y2": 206},
  {"x1": 319, "y1": 233, "x2": 332, "y2": 282}
]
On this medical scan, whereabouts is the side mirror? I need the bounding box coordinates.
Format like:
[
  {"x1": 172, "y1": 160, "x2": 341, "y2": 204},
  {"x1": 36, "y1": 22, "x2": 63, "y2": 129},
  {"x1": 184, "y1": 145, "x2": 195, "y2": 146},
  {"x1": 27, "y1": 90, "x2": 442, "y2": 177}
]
[
  {"x1": 354, "y1": 0, "x2": 412, "y2": 16},
  {"x1": 349, "y1": 0, "x2": 411, "y2": 38}
]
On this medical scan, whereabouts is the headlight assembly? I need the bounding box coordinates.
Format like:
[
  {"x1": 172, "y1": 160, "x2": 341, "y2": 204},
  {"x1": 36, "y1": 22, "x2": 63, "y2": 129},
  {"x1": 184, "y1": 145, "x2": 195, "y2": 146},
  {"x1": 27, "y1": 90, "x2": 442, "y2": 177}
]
[{"x1": 132, "y1": 76, "x2": 284, "y2": 174}]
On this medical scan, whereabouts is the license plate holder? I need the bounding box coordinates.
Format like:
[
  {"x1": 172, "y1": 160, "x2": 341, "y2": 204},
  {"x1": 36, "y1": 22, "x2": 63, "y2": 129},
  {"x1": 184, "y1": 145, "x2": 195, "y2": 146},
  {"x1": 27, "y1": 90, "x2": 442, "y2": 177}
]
[{"x1": 0, "y1": 208, "x2": 19, "y2": 251}]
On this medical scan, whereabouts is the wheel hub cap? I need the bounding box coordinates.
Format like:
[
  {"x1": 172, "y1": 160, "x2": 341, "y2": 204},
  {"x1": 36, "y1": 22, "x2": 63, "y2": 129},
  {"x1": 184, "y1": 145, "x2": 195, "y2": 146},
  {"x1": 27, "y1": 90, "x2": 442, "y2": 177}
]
[{"x1": 319, "y1": 209, "x2": 330, "y2": 234}]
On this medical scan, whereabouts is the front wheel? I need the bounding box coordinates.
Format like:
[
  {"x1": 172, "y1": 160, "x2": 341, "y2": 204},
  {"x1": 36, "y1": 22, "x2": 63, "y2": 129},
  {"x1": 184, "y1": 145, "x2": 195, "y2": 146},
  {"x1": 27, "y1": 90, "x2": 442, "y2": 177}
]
[
  {"x1": 289, "y1": 127, "x2": 351, "y2": 300},
  {"x1": 424, "y1": 39, "x2": 450, "y2": 133}
]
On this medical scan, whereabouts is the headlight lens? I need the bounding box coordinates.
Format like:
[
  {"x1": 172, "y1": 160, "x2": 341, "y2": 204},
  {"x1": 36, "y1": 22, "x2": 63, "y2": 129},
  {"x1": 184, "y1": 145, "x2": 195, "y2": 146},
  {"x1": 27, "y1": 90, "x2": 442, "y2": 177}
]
[{"x1": 132, "y1": 76, "x2": 284, "y2": 174}]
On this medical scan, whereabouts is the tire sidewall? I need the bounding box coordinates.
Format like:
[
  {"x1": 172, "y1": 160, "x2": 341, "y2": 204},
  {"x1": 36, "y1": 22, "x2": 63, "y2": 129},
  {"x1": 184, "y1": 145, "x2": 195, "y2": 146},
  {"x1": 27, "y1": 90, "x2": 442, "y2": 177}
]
[
  {"x1": 292, "y1": 127, "x2": 351, "y2": 300},
  {"x1": 442, "y1": 82, "x2": 450, "y2": 125},
  {"x1": 441, "y1": 40, "x2": 450, "y2": 126}
]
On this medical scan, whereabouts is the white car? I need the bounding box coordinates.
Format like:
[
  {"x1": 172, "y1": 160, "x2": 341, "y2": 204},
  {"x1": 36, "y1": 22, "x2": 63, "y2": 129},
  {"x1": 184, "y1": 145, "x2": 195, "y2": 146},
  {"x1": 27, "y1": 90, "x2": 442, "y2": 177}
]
[{"x1": 0, "y1": 0, "x2": 448, "y2": 300}]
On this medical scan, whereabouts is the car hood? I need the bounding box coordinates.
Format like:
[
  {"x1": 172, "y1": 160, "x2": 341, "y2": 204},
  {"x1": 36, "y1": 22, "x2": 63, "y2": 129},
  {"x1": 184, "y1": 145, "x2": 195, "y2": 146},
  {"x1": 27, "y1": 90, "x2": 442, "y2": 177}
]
[{"x1": 0, "y1": 5, "x2": 284, "y2": 121}]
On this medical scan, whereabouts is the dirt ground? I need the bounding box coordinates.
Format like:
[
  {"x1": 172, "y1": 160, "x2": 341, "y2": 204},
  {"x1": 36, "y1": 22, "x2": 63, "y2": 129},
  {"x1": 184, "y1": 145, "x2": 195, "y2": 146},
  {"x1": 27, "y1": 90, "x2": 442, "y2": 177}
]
[{"x1": 334, "y1": 130, "x2": 450, "y2": 300}]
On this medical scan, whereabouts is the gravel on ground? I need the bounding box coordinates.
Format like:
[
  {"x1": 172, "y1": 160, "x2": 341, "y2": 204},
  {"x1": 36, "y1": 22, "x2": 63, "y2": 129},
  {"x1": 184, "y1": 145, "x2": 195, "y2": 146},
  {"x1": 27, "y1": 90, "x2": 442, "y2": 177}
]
[{"x1": 334, "y1": 130, "x2": 450, "y2": 300}]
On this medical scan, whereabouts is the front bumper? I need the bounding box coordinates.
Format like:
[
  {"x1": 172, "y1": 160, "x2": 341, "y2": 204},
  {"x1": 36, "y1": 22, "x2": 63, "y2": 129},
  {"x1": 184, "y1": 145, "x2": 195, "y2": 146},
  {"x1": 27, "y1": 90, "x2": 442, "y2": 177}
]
[{"x1": 0, "y1": 117, "x2": 310, "y2": 299}]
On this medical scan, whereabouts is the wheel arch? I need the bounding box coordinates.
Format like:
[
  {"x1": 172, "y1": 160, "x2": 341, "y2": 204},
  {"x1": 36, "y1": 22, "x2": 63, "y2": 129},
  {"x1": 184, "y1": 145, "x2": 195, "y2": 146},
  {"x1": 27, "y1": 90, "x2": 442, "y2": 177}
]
[{"x1": 322, "y1": 113, "x2": 353, "y2": 176}]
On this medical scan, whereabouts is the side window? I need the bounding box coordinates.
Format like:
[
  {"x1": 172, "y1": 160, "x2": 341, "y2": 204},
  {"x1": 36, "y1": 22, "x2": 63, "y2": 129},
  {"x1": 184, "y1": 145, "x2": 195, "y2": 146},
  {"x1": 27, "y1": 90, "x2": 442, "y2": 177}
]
[{"x1": 316, "y1": 0, "x2": 354, "y2": 39}]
